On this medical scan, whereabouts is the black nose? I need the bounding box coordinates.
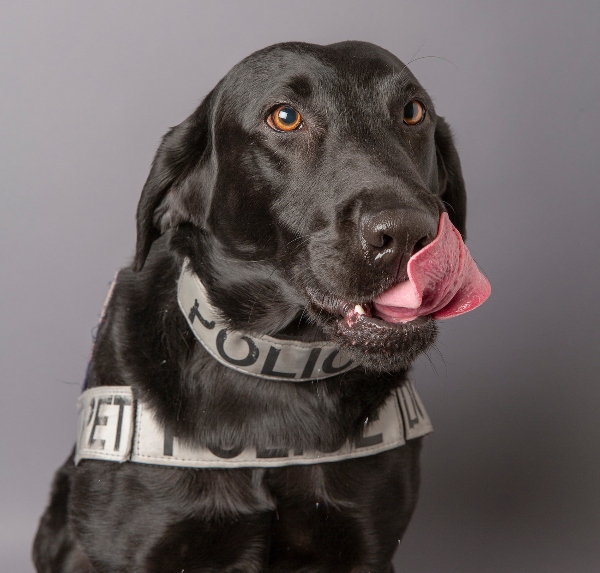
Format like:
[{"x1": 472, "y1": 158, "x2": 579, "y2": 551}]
[{"x1": 360, "y1": 208, "x2": 438, "y2": 277}]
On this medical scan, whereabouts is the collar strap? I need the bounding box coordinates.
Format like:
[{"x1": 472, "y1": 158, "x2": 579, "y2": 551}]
[
  {"x1": 177, "y1": 261, "x2": 357, "y2": 381},
  {"x1": 75, "y1": 381, "x2": 432, "y2": 468}
]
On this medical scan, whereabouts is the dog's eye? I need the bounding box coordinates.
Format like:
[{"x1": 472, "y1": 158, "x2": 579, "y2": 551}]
[
  {"x1": 267, "y1": 105, "x2": 303, "y2": 131},
  {"x1": 403, "y1": 100, "x2": 425, "y2": 125}
]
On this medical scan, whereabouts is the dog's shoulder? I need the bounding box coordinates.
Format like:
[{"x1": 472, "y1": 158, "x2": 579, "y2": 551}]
[{"x1": 85, "y1": 235, "x2": 193, "y2": 393}]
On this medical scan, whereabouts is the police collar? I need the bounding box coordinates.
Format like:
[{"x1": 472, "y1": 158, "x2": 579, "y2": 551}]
[
  {"x1": 75, "y1": 381, "x2": 432, "y2": 468},
  {"x1": 177, "y1": 260, "x2": 357, "y2": 381}
]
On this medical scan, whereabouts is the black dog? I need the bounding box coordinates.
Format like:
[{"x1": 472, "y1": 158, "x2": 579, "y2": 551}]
[{"x1": 34, "y1": 41, "x2": 470, "y2": 573}]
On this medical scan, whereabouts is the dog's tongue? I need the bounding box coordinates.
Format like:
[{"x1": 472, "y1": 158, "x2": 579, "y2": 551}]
[{"x1": 372, "y1": 213, "x2": 491, "y2": 323}]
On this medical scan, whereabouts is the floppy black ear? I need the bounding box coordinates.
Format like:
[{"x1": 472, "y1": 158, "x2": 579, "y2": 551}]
[
  {"x1": 435, "y1": 116, "x2": 467, "y2": 239},
  {"x1": 133, "y1": 92, "x2": 214, "y2": 271}
]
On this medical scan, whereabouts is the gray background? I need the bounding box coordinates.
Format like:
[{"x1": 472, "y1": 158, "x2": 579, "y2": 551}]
[{"x1": 2, "y1": 1, "x2": 599, "y2": 571}]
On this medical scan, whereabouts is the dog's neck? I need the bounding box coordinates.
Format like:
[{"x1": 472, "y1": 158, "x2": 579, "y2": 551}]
[{"x1": 177, "y1": 260, "x2": 357, "y2": 382}]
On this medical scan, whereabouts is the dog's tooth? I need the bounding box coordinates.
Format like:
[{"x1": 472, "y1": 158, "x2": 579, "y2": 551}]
[{"x1": 355, "y1": 304, "x2": 366, "y2": 316}]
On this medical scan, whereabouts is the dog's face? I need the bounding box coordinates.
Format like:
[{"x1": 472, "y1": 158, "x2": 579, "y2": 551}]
[{"x1": 134, "y1": 41, "x2": 466, "y2": 371}]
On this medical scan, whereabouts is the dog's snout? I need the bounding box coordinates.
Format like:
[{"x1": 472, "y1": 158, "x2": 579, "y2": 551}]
[{"x1": 360, "y1": 209, "x2": 437, "y2": 277}]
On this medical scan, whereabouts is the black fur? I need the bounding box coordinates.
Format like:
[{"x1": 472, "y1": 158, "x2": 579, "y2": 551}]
[{"x1": 34, "y1": 41, "x2": 467, "y2": 573}]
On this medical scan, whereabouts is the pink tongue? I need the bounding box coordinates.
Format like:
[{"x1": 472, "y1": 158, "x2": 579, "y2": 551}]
[{"x1": 372, "y1": 213, "x2": 491, "y2": 323}]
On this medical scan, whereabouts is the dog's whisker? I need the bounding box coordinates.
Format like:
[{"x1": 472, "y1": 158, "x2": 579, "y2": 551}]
[
  {"x1": 406, "y1": 55, "x2": 459, "y2": 71},
  {"x1": 396, "y1": 52, "x2": 459, "y2": 88},
  {"x1": 430, "y1": 342, "x2": 448, "y2": 380},
  {"x1": 441, "y1": 200, "x2": 456, "y2": 216},
  {"x1": 422, "y1": 348, "x2": 439, "y2": 376},
  {"x1": 411, "y1": 39, "x2": 428, "y2": 62},
  {"x1": 396, "y1": 40, "x2": 428, "y2": 83}
]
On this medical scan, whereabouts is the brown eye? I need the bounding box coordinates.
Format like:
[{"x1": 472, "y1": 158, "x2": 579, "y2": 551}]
[
  {"x1": 403, "y1": 100, "x2": 425, "y2": 125},
  {"x1": 267, "y1": 105, "x2": 302, "y2": 131}
]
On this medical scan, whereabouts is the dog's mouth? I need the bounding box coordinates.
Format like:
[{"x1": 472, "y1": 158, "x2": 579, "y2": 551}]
[
  {"x1": 305, "y1": 290, "x2": 432, "y2": 329},
  {"x1": 304, "y1": 287, "x2": 436, "y2": 372},
  {"x1": 303, "y1": 213, "x2": 491, "y2": 371}
]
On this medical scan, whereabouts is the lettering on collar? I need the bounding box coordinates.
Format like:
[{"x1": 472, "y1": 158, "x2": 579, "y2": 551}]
[
  {"x1": 75, "y1": 382, "x2": 433, "y2": 468},
  {"x1": 177, "y1": 262, "x2": 357, "y2": 381}
]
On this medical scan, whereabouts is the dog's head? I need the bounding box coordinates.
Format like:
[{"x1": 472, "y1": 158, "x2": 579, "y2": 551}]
[{"x1": 133, "y1": 41, "x2": 468, "y2": 371}]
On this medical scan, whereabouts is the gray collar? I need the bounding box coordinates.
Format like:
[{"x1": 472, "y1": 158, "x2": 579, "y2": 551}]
[
  {"x1": 177, "y1": 260, "x2": 357, "y2": 381},
  {"x1": 75, "y1": 381, "x2": 432, "y2": 468}
]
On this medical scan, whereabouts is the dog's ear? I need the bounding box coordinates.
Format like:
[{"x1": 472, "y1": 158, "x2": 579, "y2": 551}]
[
  {"x1": 435, "y1": 116, "x2": 467, "y2": 239},
  {"x1": 133, "y1": 92, "x2": 215, "y2": 271}
]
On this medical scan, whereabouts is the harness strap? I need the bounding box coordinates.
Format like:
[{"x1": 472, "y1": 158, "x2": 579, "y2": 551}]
[{"x1": 75, "y1": 380, "x2": 432, "y2": 469}]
